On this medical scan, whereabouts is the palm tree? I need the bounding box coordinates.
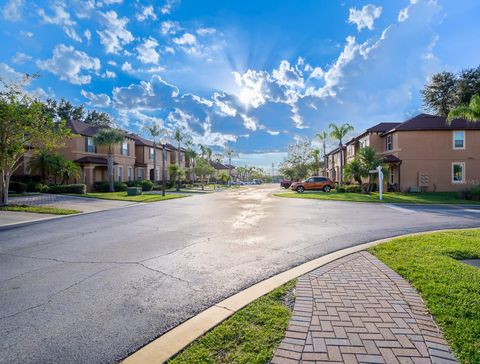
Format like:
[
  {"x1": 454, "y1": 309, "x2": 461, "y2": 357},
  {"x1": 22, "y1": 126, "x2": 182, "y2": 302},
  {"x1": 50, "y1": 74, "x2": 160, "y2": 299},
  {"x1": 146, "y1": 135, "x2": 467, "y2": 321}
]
[
  {"x1": 58, "y1": 159, "x2": 81, "y2": 184},
  {"x1": 316, "y1": 131, "x2": 328, "y2": 175},
  {"x1": 447, "y1": 94, "x2": 480, "y2": 123},
  {"x1": 344, "y1": 157, "x2": 363, "y2": 185},
  {"x1": 93, "y1": 129, "x2": 125, "y2": 192},
  {"x1": 358, "y1": 146, "x2": 386, "y2": 187},
  {"x1": 29, "y1": 151, "x2": 59, "y2": 183},
  {"x1": 144, "y1": 121, "x2": 162, "y2": 184},
  {"x1": 173, "y1": 128, "x2": 183, "y2": 191},
  {"x1": 329, "y1": 123, "x2": 354, "y2": 186},
  {"x1": 224, "y1": 147, "x2": 237, "y2": 185},
  {"x1": 184, "y1": 141, "x2": 198, "y2": 184}
]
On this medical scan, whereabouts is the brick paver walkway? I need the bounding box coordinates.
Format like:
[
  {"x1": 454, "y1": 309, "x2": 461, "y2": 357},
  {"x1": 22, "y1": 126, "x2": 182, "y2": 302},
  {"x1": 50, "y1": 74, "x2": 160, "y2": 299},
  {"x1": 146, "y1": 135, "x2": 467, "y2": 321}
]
[{"x1": 272, "y1": 252, "x2": 456, "y2": 364}]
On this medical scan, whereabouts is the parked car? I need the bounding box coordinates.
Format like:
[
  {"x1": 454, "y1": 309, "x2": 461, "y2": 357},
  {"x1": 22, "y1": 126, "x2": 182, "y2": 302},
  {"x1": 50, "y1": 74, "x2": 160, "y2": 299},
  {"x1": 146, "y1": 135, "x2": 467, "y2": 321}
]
[
  {"x1": 280, "y1": 180, "x2": 292, "y2": 188},
  {"x1": 290, "y1": 176, "x2": 334, "y2": 193}
]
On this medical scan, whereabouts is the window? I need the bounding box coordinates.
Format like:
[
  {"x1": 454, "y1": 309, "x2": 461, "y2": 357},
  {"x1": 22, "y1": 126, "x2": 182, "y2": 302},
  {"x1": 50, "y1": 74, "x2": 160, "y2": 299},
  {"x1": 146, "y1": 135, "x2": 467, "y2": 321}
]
[
  {"x1": 118, "y1": 166, "x2": 123, "y2": 181},
  {"x1": 127, "y1": 167, "x2": 132, "y2": 181},
  {"x1": 386, "y1": 135, "x2": 393, "y2": 151},
  {"x1": 122, "y1": 142, "x2": 129, "y2": 156},
  {"x1": 86, "y1": 137, "x2": 96, "y2": 153},
  {"x1": 149, "y1": 147, "x2": 154, "y2": 159},
  {"x1": 136, "y1": 168, "x2": 143, "y2": 180},
  {"x1": 452, "y1": 162, "x2": 465, "y2": 183},
  {"x1": 453, "y1": 131, "x2": 465, "y2": 149},
  {"x1": 347, "y1": 145, "x2": 354, "y2": 156}
]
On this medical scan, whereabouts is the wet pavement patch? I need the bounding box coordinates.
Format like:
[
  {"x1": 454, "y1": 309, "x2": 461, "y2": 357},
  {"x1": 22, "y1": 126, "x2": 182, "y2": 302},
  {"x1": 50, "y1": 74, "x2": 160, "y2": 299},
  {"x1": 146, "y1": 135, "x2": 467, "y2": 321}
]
[{"x1": 460, "y1": 259, "x2": 480, "y2": 268}]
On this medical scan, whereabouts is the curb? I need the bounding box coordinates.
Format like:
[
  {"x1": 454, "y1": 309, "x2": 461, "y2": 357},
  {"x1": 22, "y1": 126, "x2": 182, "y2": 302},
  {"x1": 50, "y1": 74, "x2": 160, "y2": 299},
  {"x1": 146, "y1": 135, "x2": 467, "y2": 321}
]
[{"x1": 121, "y1": 226, "x2": 480, "y2": 364}]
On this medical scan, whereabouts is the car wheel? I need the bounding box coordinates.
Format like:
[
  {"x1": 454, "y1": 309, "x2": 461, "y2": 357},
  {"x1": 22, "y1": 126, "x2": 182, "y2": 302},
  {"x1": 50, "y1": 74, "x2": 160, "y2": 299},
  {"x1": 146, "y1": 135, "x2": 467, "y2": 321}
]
[
  {"x1": 296, "y1": 186, "x2": 305, "y2": 193},
  {"x1": 323, "y1": 185, "x2": 331, "y2": 192}
]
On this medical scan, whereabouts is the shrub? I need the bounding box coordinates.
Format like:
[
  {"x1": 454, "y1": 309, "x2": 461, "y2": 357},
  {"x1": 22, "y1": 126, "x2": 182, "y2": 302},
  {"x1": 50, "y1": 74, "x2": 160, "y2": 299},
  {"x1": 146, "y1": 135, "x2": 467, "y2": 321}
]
[
  {"x1": 336, "y1": 187, "x2": 346, "y2": 193},
  {"x1": 48, "y1": 184, "x2": 86, "y2": 194},
  {"x1": 93, "y1": 181, "x2": 128, "y2": 192},
  {"x1": 126, "y1": 179, "x2": 154, "y2": 191},
  {"x1": 26, "y1": 182, "x2": 49, "y2": 193},
  {"x1": 459, "y1": 185, "x2": 480, "y2": 201},
  {"x1": 9, "y1": 181, "x2": 27, "y2": 194},
  {"x1": 344, "y1": 185, "x2": 362, "y2": 193}
]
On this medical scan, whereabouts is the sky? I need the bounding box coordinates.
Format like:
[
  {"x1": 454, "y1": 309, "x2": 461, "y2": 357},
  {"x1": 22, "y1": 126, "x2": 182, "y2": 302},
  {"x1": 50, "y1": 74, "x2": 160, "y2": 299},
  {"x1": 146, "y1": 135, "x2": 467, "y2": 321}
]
[{"x1": 1, "y1": 0, "x2": 480, "y2": 169}]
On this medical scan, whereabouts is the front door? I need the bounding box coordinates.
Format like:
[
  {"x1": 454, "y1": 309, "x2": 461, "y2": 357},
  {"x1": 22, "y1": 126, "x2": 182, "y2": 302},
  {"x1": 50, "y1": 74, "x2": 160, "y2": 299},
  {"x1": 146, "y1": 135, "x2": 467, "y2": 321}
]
[{"x1": 149, "y1": 169, "x2": 154, "y2": 181}]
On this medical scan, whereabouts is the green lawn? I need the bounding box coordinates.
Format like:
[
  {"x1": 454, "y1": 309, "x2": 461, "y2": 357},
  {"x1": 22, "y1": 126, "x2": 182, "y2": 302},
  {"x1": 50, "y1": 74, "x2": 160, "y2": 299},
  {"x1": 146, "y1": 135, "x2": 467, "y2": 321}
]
[
  {"x1": 169, "y1": 280, "x2": 296, "y2": 364},
  {"x1": 0, "y1": 204, "x2": 80, "y2": 215},
  {"x1": 370, "y1": 229, "x2": 480, "y2": 364},
  {"x1": 83, "y1": 192, "x2": 189, "y2": 202},
  {"x1": 275, "y1": 191, "x2": 479, "y2": 204}
]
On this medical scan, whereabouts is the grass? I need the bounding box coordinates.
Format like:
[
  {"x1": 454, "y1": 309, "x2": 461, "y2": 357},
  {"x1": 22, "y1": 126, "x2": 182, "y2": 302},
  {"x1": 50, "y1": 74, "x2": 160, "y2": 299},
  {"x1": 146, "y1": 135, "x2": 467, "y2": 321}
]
[
  {"x1": 83, "y1": 192, "x2": 189, "y2": 202},
  {"x1": 370, "y1": 229, "x2": 480, "y2": 363},
  {"x1": 275, "y1": 191, "x2": 479, "y2": 204},
  {"x1": 169, "y1": 280, "x2": 296, "y2": 364},
  {"x1": 0, "y1": 204, "x2": 80, "y2": 215}
]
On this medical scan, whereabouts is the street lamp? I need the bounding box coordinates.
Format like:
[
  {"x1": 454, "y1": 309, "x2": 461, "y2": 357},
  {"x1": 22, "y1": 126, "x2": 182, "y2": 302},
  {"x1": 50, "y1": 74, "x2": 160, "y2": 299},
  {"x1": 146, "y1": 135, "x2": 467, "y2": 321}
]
[{"x1": 160, "y1": 133, "x2": 168, "y2": 197}]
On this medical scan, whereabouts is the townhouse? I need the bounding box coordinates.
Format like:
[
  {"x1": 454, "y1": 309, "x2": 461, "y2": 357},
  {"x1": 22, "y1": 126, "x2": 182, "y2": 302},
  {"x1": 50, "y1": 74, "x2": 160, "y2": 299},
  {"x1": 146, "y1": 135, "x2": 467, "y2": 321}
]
[
  {"x1": 129, "y1": 133, "x2": 172, "y2": 181},
  {"x1": 326, "y1": 114, "x2": 480, "y2": 192}
]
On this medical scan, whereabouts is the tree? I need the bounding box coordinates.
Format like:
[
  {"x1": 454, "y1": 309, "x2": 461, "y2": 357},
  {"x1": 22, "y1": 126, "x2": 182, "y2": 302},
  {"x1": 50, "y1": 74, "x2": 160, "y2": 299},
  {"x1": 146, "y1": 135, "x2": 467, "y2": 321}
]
[
  {"x1": 421, "y1": 71, "x2": 458, "y2": 116},
  {"x1": 358, "y1": 146, "x2": 388, "y2": 186},
  {"x1": 84, "y1": 110, "x2": 114, "y2": 127},
  {"x1": 316, "y1": 131, "x2": 328, "y2": 175},
  {"x1": 184, "y1": 141, "x2": 198, "y2": 183},
  {"x1": 344, "y1": 157, "x2": 364, "y2": 185},
  {"x1": 310, "y1": 148, "x2": 321, "y2": 175},
  {"x1": 194, "y1": 158, "x2": 215, "y2": 190},
  {"x1": 456, "y1": 67, "x2": 480, "y2": 106},
  {"x1": 168, "y1": 164, "x2": 185, "y2": 184},
  {"x1": 447, "y1": 94, "x2": 480, "y2": 123},
  {"x1": 45, "y1": 97, "x2": 85, "y2": 122},
  {"x1": 144, "y1": 121, "x2": 162, "y2": 183},
  {"x1": 278, "y1": 137, "x2": 313, "y2": 181},
  {"x1": 57, "y1": 158, "x2": 81, "y2": 184},
  {"x1": 0, "y1": 76, "x2": 71, "y2": 205},
  {"x1": 217, "y1": 171, "x2": 230, "y2": 184},
  {"x1": 223, "y1": 147, "x2": 237, "y2": 185},
  {"x1": 93, "y1": 129, "x2": 124, "y2": 192},
  {"x1": 173, "y1": 129, "x2": 184, "y2": 191},
  {"x1": 329, "y1": 122, "x2": 354, "y2": 186},
  {"x1": 29, "y1": 151, "x2": 60, "y2": 183}
]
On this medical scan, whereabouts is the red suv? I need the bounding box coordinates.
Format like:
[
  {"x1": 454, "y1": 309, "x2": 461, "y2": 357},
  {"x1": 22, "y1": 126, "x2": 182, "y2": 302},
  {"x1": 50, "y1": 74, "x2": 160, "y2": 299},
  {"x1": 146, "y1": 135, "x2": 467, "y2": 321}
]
[{"x1": 290, "y1": 176, "x2": 334, "y2": 193}]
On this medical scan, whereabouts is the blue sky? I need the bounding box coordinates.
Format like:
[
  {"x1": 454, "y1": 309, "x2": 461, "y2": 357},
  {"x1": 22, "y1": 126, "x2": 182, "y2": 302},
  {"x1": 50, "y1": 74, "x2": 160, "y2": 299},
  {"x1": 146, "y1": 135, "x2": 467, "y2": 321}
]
[{"x1": 1, "y1": 0, "x2": 480, "y2": 169}]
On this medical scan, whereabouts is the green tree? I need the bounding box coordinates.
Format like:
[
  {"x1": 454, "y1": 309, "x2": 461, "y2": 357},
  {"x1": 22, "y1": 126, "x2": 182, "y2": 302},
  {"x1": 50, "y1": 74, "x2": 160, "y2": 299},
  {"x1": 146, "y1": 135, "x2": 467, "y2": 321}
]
[
  {"x1": 447, "y1": 94, "x2": 480, "y2": 123},
  {"x1": 144, "y1": 121, "x2": 162, "y2": 183},
  {"x1": 84, "y1": 110, "x2": 114, "y2": 127},
  {"x1": 29, "y1": 151, "x2": 60, "y2": 183},
  {"x1": 57, "y1": 158, "x2": 81, "y2": 184},
  {"x1": 168, "y1": 164, "x2": 185, "y2": 184},
  {"x1": 45, "y1": 97, "x2": 85, "y2": 122},
  {"x1": 344, "y1": 157, "x2": 364, "y2": 185},
  {"x1": 217, "y1": 171, "x2": 230, "y2": 184},
  {"x1": 310, "y1": 148, "x2": 321, "y2": 175},
  {"x1": 0, "y1": 76, "x2": 71, "y2": 205},
  {"x1": 358, "y1": 146, "x2": 388, "y2": 186},
  {"x1": 329, "y1": 122, "x2": 354, "y2": 186},
  {"x1": 194, "y1": 158, "x2": 215, "y2": 190},
  {"x1": 184, "y1": 142, "x2": 198, "y2": 184},
  {"x1": 455, "y1": 67, "x2": 480, "y2": 106},
  {"x1": 93, "y1": 129, "x2": 125, "y2": 192},
  {"x1": 173, "y1": 129, "x2": 184, "y2": 191},
  {"x1": 421, "y1": 71, "x2": 458, "y2": 116},
  {"x1": 316, "y1": 131, "x2": 328, "y2": 175}
]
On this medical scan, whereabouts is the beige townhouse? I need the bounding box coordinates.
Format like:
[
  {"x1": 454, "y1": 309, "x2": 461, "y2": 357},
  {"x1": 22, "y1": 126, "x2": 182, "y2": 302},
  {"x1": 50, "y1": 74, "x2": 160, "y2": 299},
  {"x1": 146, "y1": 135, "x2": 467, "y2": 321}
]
[
  {"x1": 130, "y1": 134, "x2": 172, "y2": 182},
  {"x1": 328, "y1": 114, "x2": 480, "y2": 192}
]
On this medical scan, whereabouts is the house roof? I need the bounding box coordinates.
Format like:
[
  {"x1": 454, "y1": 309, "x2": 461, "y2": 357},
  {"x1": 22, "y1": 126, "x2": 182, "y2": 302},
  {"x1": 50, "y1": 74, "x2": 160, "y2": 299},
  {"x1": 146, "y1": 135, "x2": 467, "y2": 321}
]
[
  {"x1": 210, "y1": 161, "x2": 229, "y2": 170},
  {"x1": 224, "y1": 164, "x2": 236, "y2": 169},
  {"x1": 129, "y1": 133, "x2": 174, "y2": 150},
  {"x1": 67, "y1": 119, "x2": 134, "y2": 139},
  {"x1": 74, "y1": 156, "x2": 113, "y2": 165},
  {"x1": 383, "y1": 154, "x2": 401, "y2": 164},
  {"x1": 367, "y1": 122, "x2": 402, "y2": 133},
  {"x1": 388, "y1": 113, "x2": 480, "y2": 132}
]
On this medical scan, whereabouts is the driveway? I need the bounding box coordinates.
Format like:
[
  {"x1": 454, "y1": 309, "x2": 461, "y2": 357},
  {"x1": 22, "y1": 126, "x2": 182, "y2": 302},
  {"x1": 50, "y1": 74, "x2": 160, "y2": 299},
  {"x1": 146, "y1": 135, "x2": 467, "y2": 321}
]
[{"x1": 0, "y1": 185, "x2": 478, "y2": 363}]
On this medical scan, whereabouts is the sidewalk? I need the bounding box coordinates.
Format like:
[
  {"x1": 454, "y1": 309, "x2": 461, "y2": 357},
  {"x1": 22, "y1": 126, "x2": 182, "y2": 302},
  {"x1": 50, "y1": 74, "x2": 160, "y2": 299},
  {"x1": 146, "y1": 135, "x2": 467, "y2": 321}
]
[{"x1": 272, "y1": 252, "x2": 456, "y2": 364}]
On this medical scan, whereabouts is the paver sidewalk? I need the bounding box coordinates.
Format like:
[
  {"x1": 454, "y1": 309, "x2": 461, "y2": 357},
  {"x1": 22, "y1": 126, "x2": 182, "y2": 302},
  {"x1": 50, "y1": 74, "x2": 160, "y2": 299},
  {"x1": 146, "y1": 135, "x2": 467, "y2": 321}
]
[{"x1": 272, "y1": 252, "x2": 456, "y2": 364}]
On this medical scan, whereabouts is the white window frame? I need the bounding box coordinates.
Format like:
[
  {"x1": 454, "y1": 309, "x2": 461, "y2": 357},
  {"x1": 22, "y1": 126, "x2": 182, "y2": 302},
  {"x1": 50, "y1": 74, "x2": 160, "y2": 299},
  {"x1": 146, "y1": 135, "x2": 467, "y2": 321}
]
[
  {"x1": 452, "y1": 162, "x2": 465, "y2": 184},
  {"x1": 136, "y1": 168, "x2": 143, "y2": 180},
  {"x1": 453, "y1": 130, "x2": 465, "y2": 150},
  {"x1": 118, "y1": 166, "x2": 123, "y2": 181},
  {"x1": 386, "y1": 135, "x2": 393, "y2": 151},
  {"x1": 122, "y1": 142, "x2": 129, "y2": 156},
  {"x1": 149, "y1": 147, "x2": 154, "y2": 159},
  {"x1": 86, "y1": 137, "x2": 95, "y2": 153},
  {"x1": 127, "y1": 167, "x2": 132, "y2": 181}
]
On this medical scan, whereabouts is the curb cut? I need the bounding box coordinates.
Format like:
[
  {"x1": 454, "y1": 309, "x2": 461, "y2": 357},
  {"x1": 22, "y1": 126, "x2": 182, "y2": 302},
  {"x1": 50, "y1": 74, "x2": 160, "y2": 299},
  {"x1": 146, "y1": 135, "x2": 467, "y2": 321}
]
[{"x1": 121, "y1": 226, "x2": 480, "y2": 364}]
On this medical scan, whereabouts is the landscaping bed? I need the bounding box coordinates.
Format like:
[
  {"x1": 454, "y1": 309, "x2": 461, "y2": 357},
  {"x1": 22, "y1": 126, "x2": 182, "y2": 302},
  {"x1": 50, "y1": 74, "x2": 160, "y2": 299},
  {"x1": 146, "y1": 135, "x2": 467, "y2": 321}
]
[
  {"x1": 370, "y1": 229, "x2": 480, "y2": 363},
  {"x1": 275, "y1": 191, "x2": 480, "y2": 204},
  {"x1": 0, "y1": 205, "x2": 80, "y2": 215},
  {"x1": 83, "y1": 192, "x2": 189, "y2": 202},
  {"x1": 169, "y1": 280, "x2": 296, "y2": 364}
]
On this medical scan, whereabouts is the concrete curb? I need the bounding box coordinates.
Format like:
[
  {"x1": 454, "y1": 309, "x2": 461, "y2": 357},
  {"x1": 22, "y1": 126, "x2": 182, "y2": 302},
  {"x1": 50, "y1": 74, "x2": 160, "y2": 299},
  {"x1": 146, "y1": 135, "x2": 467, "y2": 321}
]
[{"x1": 121, "y1": 226, "x2": 480, "y2": 364}]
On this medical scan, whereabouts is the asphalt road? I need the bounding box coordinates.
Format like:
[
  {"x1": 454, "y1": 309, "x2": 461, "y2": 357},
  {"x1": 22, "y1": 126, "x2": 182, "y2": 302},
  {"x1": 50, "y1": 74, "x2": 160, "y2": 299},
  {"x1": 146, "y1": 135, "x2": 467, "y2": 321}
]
[{"x1": 1, "y1": 185, "x2": 479, "y2": 363}]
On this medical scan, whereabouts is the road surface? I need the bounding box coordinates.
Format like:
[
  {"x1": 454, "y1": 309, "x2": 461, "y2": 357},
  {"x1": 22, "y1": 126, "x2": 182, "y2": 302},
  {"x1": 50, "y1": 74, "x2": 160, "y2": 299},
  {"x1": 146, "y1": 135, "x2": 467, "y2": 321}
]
[{"x1": 0, "y1": 185, "x2": 479, "y2": 363}]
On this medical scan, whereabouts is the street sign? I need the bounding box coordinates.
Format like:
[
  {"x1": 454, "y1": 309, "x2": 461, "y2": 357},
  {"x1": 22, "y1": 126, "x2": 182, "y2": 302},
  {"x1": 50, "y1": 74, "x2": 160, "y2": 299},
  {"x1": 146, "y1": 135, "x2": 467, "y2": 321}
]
[{"x1": 369, "y1": 166, "x2": 383, "y2": 200}]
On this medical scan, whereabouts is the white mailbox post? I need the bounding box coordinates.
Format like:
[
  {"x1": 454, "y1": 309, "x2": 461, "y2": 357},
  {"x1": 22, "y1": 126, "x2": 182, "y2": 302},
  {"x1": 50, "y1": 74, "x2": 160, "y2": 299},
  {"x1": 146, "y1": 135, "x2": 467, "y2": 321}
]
[{"x1": 369, "y1": 165, "x2": 384, "y2": 201}]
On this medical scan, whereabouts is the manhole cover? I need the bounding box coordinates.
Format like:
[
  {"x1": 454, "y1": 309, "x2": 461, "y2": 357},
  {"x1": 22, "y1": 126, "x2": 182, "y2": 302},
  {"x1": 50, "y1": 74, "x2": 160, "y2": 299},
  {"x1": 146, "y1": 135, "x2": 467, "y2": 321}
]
[{"x1": 460, "y1": 259, "x2": 480, "y2": 268}]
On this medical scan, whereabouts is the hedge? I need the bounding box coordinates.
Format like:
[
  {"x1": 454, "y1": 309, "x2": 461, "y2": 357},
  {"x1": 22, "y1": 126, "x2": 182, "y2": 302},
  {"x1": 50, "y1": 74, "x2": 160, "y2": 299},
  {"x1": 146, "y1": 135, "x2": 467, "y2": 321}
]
[
  {"x1": 26, "y1": 182, "x2": 49, "y2": 193},
  {"x1": 93, "y1": 181, "x2": 128, "y2": 192},
  {"x1": 126, "y1": 179, "x2": 154, "y2": 191},
  {"x1": 9, "y1": 181, "x2": 27, "y2": 194},
  {"x1": 48, "y1": 184, "x2": 86, "y2": 194}
]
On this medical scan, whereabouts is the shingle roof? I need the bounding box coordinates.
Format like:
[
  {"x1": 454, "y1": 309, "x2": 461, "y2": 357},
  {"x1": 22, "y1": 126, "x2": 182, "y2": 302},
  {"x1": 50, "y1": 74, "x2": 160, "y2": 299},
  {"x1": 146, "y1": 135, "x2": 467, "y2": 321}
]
[
  {"x1": 383, "y1": 154, "x2": 401, "y2": 163},
  {"x1": 67, "y1": 119, "x2": 134, "y2": 139},
  {"x1": 392, "y1": 113, "x2": 480, "y2": 132},
  {"x1": 210, "y1": 161, "x2": 229, "y2": 169},
  {"x1": 367, "y1": 122, "x2": 402, "y2": 132},
  {"x1": 74, "y1": 156, "x2": 110, "y2": 165}
]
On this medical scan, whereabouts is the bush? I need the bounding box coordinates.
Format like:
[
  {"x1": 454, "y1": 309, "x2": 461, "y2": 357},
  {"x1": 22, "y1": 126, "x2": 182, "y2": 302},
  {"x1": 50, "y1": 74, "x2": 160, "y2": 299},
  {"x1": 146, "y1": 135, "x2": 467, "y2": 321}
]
[
  {"x1": 126, "y1": 179, "x2": 154, "y2": 191},
  {"x1": 336, "y1": 187, "x2": 346, "y2": 193},
  {"x1": 458, "y1": 186, "x2": 480, "y2": 201},
  {"x1": 9, "y1": 181, "x2": 27, "y2": 194},
  {"x1": 48, "y1": 184, "x2": 86, "y2": 194},
  {"x1": 93, "y1": 181, "x2": 127, "y2": 192},
  {"x1": 26, "y1": 182, "x2": 49, "y2": 193},
  {"x1": 344, "y1": 185, "x2": 362, "y2": 193}
]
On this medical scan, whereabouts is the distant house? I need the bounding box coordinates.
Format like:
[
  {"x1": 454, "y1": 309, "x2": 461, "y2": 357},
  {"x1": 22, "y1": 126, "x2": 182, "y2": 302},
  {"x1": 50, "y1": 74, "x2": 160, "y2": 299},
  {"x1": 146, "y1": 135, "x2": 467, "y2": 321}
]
[
  {"x1": 129, "y1": 133, "x2": 172, "y2": 182},
  {"x1": 326, "y1": 114, "x2": 480, "y2": 192},
  {"x1": 209, "y1": 161, "x2": 231, "y2": 178}
]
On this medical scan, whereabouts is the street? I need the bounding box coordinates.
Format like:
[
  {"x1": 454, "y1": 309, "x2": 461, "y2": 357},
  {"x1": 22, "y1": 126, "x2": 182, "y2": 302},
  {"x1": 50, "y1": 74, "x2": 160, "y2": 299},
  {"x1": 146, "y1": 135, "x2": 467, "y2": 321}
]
[{"x1": 0, "y1": 185, "x2": 479, "y2": 363}]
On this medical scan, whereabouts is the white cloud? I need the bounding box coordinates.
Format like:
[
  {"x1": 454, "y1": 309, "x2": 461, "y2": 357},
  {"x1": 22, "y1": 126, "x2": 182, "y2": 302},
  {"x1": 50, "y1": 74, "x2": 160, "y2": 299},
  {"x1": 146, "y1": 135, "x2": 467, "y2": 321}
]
[
  {"x1": 12, "y1": 52, "x2": 31, "y2": 64},
  {"x1": 241, "y1": 114, "x2": 258, "y2": 131},
  {"x1": 103, "y1": 70, "x2": 116, "y2": 78},
  {"x1": 108, "y1": 60, "x2": 117, "y2": 66},
  {"x1": 36, "y1": 44, "x2": 101, "y2": 85},
  {"x1": 97, "y1": 10, "x2": 134, "y2": 54},
  {"x1": 0, "y1": 62, "x2": 22, "y2": 81},
  {"x1": 38, "y1": 1, "x2": 82, "y2": 42},
  {"x1": 121, "y1": 61, "x2": 132, "y2": 72},
  {"x1": 136, "y1": 5, "x2": 157, "y2": 21},
  {"x1": 197, "y1": 27, "x2": 216, "y2": 36},
  {"x1": 348, "y1": 4, "x2": 382, "y2": 31},
  {"x1": 136, "y1": 37, "x2": 160, "y2": 64},
  {"x1": 160, "y1": 0, "x2": 178, "y2": 15},
  {"x1": 160, "y1": 20, "x2": 180, "y2": 35},
  {"x1": 84, "y1": 29, "x2": 91, "y2": 42},
  {"x1": 272, "y1": 60, "x2": 304, "y2": 89},
  {"x1": 20, "y1": 30, "x2": 33, "y2": 37},
  {"x1": 172, "y1": 33, "x2": 196, "y2": 46},
  {"x1": 398, "y1": 0, "x2": 418, "y2": 22},
  {"x1": 2, "y1": 0, "x2": 24, "y2": 22},
  {"x1": 81, "y1": 89, "x2": 111, "y2": 107}
]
